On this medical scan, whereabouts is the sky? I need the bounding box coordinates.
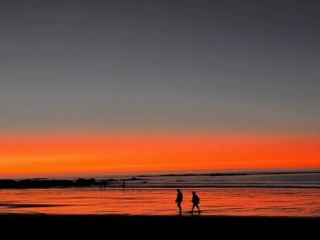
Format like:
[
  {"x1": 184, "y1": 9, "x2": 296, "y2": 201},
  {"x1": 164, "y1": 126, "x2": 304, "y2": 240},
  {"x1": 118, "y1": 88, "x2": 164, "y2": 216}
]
[{"x1": 0, "y1": 0, "x2": 319, "y2": 177}]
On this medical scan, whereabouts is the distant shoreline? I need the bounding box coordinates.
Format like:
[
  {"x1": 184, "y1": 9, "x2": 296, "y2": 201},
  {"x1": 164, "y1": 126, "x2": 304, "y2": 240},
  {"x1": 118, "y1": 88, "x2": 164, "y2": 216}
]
[
  {"x1": 0, "y1": 170, "x2": 320, "y2": 189},
  {"x1": 138, "y1": 170, "x2": 320, "y2": 177}
]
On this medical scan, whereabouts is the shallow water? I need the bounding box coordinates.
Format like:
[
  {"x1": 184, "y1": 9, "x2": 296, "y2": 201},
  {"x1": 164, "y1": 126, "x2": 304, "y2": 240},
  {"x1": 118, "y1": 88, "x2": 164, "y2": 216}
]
[
  {"x1": 0, "y1": 187, "x2": 320, "y2": 216},
  {"x1": 118, "y1": 171, "x2": 320, "y2": 188}
]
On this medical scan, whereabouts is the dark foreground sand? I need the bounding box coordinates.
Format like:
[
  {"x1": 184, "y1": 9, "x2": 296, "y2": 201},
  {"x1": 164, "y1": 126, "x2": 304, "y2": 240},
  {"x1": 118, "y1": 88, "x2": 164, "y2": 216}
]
[{"x1": 0, "y1": 214, "x2": 318, "y2": 238}]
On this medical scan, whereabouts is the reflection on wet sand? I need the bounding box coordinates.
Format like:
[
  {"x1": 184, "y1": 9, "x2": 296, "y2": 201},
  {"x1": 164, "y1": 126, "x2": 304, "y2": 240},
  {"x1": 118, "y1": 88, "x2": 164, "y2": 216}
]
[{"x1": 0, "y1": 187, "x2": 320, "y2": 216}]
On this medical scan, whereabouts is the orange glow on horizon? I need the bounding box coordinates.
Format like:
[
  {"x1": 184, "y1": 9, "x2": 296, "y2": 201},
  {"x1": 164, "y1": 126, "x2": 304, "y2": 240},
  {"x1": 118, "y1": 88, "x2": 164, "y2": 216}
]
[{"x1": 0, "y1": 133, "x2": 319, "y2": 178}]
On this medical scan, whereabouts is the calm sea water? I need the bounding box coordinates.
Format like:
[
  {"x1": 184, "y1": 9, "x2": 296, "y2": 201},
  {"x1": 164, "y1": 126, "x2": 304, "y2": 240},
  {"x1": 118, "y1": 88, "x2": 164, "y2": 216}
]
[
  {"x1": 118, "y1": 171, "x2": 320, "y2": 188},
  {"x1": 1, "y1": 187, "x2": 320, "y2": 216}
]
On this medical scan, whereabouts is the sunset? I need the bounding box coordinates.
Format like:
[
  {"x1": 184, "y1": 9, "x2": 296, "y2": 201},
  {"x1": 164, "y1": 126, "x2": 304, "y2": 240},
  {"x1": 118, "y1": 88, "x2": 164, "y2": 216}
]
[
  {"x1": 0, "y1": 0, "x2": 319, "y2": 236},
  {"x1": 0, "y1": 133, "x2": 319, "y2": 177}
]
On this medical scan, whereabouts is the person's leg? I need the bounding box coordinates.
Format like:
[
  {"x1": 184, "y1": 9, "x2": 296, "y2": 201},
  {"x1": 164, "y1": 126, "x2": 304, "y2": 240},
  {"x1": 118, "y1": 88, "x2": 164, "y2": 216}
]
[
  {"x1": 196, "y1": 204, "x2": 200, "y2": 214},
  {"x1": 191, "y1": 204, "x2": 195, "y2": 214},
  {"x1": 178, "y1": 203, "x2": 182, "y2": 214}
]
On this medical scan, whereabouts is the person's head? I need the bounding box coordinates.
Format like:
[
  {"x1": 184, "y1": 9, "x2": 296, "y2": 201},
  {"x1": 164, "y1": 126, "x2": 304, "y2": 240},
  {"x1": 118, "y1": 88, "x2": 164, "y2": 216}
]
[
  {"x1": 192, "y1": 191, "x2": 196, "y2": 195},
  {"x1": 177, "y1": 189, "x2": 181, "y2": 193}
]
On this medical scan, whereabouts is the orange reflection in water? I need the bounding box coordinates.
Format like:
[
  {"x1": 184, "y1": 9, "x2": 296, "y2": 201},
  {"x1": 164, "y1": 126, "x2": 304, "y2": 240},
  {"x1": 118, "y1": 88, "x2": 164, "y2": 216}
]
[{"x1": 0, "y1": 188, "x2": 319, "y2": 217}]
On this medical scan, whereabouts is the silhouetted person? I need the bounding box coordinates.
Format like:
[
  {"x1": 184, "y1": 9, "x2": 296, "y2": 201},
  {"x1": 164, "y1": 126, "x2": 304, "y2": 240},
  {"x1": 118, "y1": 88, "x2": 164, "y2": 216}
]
[
  {"x1": 122, "y1": 181, "x2": 126, "y2": 190},
  {"x1": 191, "y1": 191, "x2": 200, "y2": 214},
  {"x1": 100, "y1": 182, "x2": 107, "y2": 191},
  {"x1": 175, "y1": 189, "x2": 183, "y2": 215}
]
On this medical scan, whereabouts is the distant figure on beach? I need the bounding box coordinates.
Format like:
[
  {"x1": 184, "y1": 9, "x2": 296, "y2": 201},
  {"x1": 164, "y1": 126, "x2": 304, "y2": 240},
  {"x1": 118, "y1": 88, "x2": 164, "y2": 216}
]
[
  {"x1": 191, "y1": 191, "x2": 200, "y2": 214},
  {"x1": 122, "y1": 181, "x2": 126, "y2": 189},
  {"x1": 100, "y1": 182, "x2": 107, "y2": 191},
  {"x1": 175, "y1": 189, "x2": 183, "y2": 215}
]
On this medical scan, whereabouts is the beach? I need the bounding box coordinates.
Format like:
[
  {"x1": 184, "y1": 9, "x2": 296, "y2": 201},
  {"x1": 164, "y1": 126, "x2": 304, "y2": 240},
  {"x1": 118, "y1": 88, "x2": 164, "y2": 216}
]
[
  {"x1": 1, "y1": 187, "x2": 320, "y2": 216},
  {"x1": 0, "y1": 214, "x2": 319, "y2": 238},
  {"x1": 1, "y1": 171, "x2": 319, "y2": 237},
  {"x1": 1, "y1": 171, "x2": 320, "y2": 216},
  {"x1": 1, "y1": 187, "x2": 319, "y2": 238}
]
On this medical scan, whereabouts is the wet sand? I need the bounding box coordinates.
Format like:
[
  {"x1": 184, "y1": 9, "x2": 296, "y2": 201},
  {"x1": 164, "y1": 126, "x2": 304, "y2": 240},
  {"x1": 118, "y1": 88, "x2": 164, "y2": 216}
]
[{"x1": 2, "y1": 187, "x2": 320, "y2": 216}]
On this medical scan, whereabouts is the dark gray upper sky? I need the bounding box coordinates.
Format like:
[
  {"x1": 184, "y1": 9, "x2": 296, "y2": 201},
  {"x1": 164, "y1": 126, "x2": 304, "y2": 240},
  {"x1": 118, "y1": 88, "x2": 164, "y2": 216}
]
[{"x1": 1, "y1": 0, "x2": 319, "y2": 134}]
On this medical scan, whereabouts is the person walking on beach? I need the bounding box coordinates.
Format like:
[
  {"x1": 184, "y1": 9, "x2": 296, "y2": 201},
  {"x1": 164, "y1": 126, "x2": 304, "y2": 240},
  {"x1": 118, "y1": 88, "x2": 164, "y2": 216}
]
[
  {"x1": 191, "y1": 191, "x2": 200, "y2": 215},
  {"x1": 175, "y1": 189, "x2": 183, "y2": 215}
]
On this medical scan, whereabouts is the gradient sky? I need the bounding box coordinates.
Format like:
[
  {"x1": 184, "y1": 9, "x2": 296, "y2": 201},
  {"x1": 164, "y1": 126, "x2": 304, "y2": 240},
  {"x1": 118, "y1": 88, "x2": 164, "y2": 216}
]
[{"x1": 0, "y1": 0, "x2": 319, "y2": 177}]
